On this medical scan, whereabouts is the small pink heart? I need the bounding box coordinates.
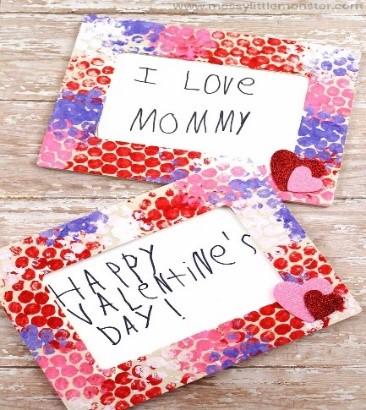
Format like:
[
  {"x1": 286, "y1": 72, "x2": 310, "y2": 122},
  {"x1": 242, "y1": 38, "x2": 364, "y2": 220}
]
[
  {"x1": 273, "y1": 278, "x2": 332, "y2": 322},
  {"x1": 287, "y1": 166, "x2": 323, "y2": 193}
]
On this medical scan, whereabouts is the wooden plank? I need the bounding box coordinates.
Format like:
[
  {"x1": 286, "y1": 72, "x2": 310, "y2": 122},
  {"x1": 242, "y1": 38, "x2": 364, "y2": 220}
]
[
  {"x1": 0, "y1": 368, "x2": 62, "y2": 410},
  {"x1": 1, "y1": 0, "x2": 365, "y2": 16},
  {"x1": 0, "y1": 14, "x2": 365, "y2": 102},
  {"x1": 0, "y1": 366, "x2": 365, "y2": 410},
  {"x1": 0, "y1": 292, "x2": 363, "y2": 368},
  {"x1": 0, "y1": 198, "x2": 366, "y2": 259},
  {"x1": 0, "y1": 101, "x2": 365, "y2": 200}
]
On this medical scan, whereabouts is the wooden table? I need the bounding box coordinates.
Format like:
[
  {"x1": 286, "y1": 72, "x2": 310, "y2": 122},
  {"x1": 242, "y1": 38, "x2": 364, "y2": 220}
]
[{"x1": 0, "y1": 1, "x2": 365, "y2": 409}]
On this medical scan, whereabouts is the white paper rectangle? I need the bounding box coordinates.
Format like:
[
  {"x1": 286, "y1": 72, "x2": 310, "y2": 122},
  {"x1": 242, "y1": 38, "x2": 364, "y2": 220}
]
[
  {"x1": 44, "y1": 208, "x2": 281, "y2": 369},
  {"x1": 98, "y1": 53, "x2": 308, "y2": 165}
]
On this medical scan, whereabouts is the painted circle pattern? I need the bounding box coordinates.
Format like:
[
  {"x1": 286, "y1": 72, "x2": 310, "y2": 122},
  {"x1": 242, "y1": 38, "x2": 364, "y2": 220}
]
[
  {"x1": 0, "y1": 158, "x2": 359, "y2": 409},
  {"x1": 37, "y1": 17, "x2": 360, "y2": 206}
]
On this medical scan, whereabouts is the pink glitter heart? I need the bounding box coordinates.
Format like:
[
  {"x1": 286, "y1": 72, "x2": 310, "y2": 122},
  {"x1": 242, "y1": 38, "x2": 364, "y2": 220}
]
[
  {"x1": 287, "y1": 166, "x2": 323, "y2": 193},
  {"x1": 273, "y1": 278, "x2": 332, "y2": 322}
]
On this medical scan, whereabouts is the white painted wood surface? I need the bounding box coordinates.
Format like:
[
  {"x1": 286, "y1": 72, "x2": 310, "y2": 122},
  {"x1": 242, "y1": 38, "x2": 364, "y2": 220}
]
[{"x1": 0, "y1": 2, "x2": 365, "y2": 409}]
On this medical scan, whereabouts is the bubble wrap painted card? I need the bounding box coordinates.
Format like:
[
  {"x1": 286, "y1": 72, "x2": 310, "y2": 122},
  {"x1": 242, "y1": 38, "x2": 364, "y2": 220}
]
[
  {"x1": 37, "y1": 16, "x2": 360, "y2": 206},
  {"x1": 0, "y1": 158, "x2": 361, "y2": 409}
]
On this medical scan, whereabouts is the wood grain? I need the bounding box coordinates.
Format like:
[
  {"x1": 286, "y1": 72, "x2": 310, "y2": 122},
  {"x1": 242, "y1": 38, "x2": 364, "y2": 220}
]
[
  {"x1": 0, "y1": 198, "x2": 366, "y2": 259},
  {"x1": 1, "y1": 0, "x2": 365, "y2": 16},
  {"x1": 0, "y1": 14, "x2": 365, "y2": 102},
  {"x1": 0, "y1": 3, "x2": 365, "y2": 409},
  {"x1": 0, "y1": 365, "x2": 365, "y2": 410},
  {"x1": 0, "y1": 366, "x2": 366, "y2": 410}
]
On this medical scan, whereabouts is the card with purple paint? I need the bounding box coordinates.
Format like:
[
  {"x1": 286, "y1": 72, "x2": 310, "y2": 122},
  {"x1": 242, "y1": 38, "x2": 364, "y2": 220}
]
[
  {"x1": 38, "y1": 16, "x2": 360, "y2": 206},
  {"x1": 0, "y1": 158, "x2": 361, "y2": 409}
]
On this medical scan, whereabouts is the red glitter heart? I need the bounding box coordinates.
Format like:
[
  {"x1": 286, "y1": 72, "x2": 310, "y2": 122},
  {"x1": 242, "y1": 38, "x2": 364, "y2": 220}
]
[
  {"x1": 303, "y1": 290, "x2": 344, "y2": 320},
  {"x1": 270, "y1": 150, "x2": 327, "y2": 192}
]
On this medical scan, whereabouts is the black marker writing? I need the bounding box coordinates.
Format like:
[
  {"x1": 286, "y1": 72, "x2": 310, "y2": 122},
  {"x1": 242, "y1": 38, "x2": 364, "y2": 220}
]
[
  {"x1": 48, "y1": 228, "x2": 259, "y2": 347},
  {"x1": 134, "y1": 66, "x2": 157, "y2": 85}
]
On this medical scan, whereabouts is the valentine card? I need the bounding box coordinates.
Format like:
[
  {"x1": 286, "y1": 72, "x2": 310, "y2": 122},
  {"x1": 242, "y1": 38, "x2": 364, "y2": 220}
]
[
  {"x1": 0, "y1": 158, "x2": 361, "y2": 409},
  {"x1": 37, "y1": 16, "x2": 360, "y2": 206}
]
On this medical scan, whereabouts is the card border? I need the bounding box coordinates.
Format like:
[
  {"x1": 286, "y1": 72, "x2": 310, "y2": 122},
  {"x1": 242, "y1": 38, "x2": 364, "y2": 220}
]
[
  {"x1": 0, "y1": 157, "x2": 361, "y2": 409},
  {"x1": 37, "y1": 16, "x2": 361, "y2": 206}
]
